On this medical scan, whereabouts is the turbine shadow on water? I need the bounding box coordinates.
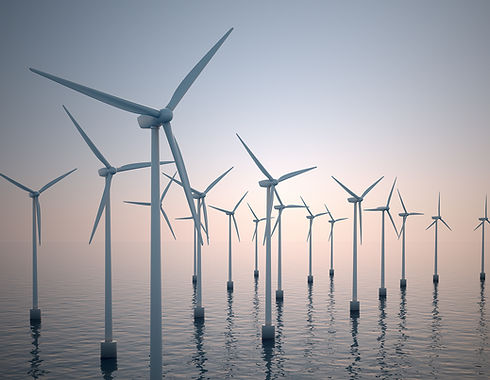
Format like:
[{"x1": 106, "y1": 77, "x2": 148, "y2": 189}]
[
  {"x1": 28, "y1": 321, "x2": 48, "y2": 379},
  {"x1": 100, "y1": 359, "x2": 117, "y2": 380}
]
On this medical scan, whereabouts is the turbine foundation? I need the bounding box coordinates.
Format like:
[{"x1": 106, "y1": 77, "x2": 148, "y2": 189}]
[
  {"x1": 329, "y1": 269, "x2": 334, "y2": 277},
  {"x1": 433, "y1": 274, "x2": 439, "y2": 283},
  {"x1": 261, "y1": 325, "x2": 275, "y2": 341},
  {"x1": 227, "y1": 281, "x2": 234, "y2": 291},
  {"x1": 30, "y1": 308, "x2": 41, "y2": 322},
  {"x1": 194, "y1": 306, "x2": 205, "y2": 320},
  {"x1": 192, "y1": 274, "x2": 197, "y2": 284},
  {"x1": 307, "y1": 275, "x2": 313, "y2": 284},
  {"x1": 254, "y1": 270, "x2": 259, "y2": 278},
  {"x1": 350, "y1": 300, "x2": 360, "y2": 314},
  {"x1": 275, "y1": 289, "x2": 283, "y2": 301},
  {"x1": 378, "y1": 287, "x2": 387, "y2": 298},
  {"x1": 481, "y1": 272, "x2": 486, "y2": 281},
  {"x1": 100, "y1": 341, "x2": 117, "y2": 359},
  {"x1": 400, "y1": 279, "x2": 407, "y2": 288}
]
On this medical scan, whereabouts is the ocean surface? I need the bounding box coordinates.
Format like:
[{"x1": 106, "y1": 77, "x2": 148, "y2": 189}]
[{"x1": 0, "y1": 240, "x2": 488, "y2": 379}]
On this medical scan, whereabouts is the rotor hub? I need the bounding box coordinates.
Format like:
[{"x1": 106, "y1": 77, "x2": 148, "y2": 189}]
[
  {"x1": 259, "y1": 179, "x2": 278, "y2": 187},
  {"x1": 98, "y1": 167, "x2": 116, "y2": 176},
  {"x1": 29, "y1": 192, "x2": 39, "y2": 198},
  {"x1": 348, "y1": 197, "x2": 360, "y2": 203}
]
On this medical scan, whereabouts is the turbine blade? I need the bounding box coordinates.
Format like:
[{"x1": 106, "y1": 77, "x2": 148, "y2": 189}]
[
  {"x1": 485, "y1": 195, "x2": 488, "y2": 219},
  {"x1": 252, "y1": 227, "x2": 257, "y2": 242},
  {"x1": 175, "y1": 216, "x2": 193, "y2": 220},
  {"x1": 314, "y1": 212, "x2": 329, "y2": 217},
  {"x1": 0, "y1": 173, "x2": 34, "y2": 193},
  {"x1": 166, "y1": 28, "x2": 233, "y2": 111},
  {"x1": 263, "y1": 187, "x2": 275, "y2": 246},
  {"x1": 335, "y1": 217, "x2": 348, "y2": 222},
  {"x1": 331, "y1": 176, "x2": 359, "y2": 199},
  {"x1": 63, "y1": 106, "x2": 111, "y2": 168},
  {"x1": 161, "y1": 171, "x2": 200, "y2": 194},
  {"x1": 438, "y1": 192, "x2": 441, "y2": 217},
  {"x1": 161, "y1": 172, "x2": 177, "y2": 203},
  {"x1": 233, "y1": 191, "x2": 248, "y2": 212},
  {"x1": 36, "y1": 198, "x2": 42, "y2": 245},
  {"x1": 328, "y1": 228, "x2": 332, "y2": 242},
  {"x1": 89, "y1": 175, "x2": 111, "y2": 244},
  {"x1": 426, "y1": 220, "x2": 436, "y2": 230},
  {"x1": 163, "y1": 124, "x2": 202, "y2": 244},
  {"x1": 284, "y1": 204, "x2": 305, "y2": 209},
  {"x1": 232, "y1": 214, "x2": 240, "y2": 242},
  {"x1": 300, "y1": 196, "x2": 313, "y2": 217},
  {"x1": 274, "y1": 188, "x2": 283, "y2": 207},
  {"x1": 361, "y1": 176, "x2": 384, "y2": 198},
  {"x1": 278, "y1": 166, "x2": 316, "y2": 182},
  {"x1": 398, "y1": 218, "x2": 406, "y2": 240},
  {"x1": 364, "y1": 208, "x2": 379, "y2": 212},
  {"x1": 247, "y1": 203, "x2": 259, "y2": 220},
  {"x1": 209, "y1": 205, "x2": 229, "y2": 214},
  {"x1": 202, "y1": 198, "x2": 209, "y2": 244},
  {"x1": 359, "y1": 202, "x2": 363, "y2": 245},
  {"x1": 118, "y1": 161, "x2": 173, "y2": 172},
  {"x1": 387, "y1": 210, "x2": 398, "y2": 236},
  {"x1": 324, "y1": 204, "x2": 333, "y2": 220},
  {"x1": 236, "y1": 133, "x2": 273, "y2": 180},
  {"x1": 30, "y1": 68, "x2": 160, "y2": 117},
  {"x1": 124, "y1": 201, "x2": 151, "y2": 206},
  {"x1": 441, "y1": 218, "x2": 452, "y2": 231},
  {"x1": 474, "y1": 222, "x2": 483, "y2": 231},
  {"x1": 271, "y1": 211, "x2": 281, "y2": 236},
  {"x1": 397, "y1": 189, "x2": 407, "y2": 213},
  {"x1": 408, "y1": 212, "x2": 424, "y2": 216},
  {"x1": 204, "y1": 167, "x2": 233, "y2": 194},
  {"x1": 386, "y1": 177, "x2": 397, "y2": 207},
  {"x1": 307, "y1": 224, "x2": 311, "y2": 242},
  {"x1": 160, "y1": 205, "x2": 176, "y2": 240},
  {"x1": 39, "y1": 168, "x2": 77, "y2": 193}
]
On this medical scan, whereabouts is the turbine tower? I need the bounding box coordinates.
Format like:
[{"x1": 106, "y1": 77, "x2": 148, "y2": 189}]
[
  {"x1": 301, "y1": 197, "x2": 329, "y2": 284},
  {"x1": 474, "y1": 195, "x2": 489, "y2": 281},
  {"x1": 426, "y1": 193, "x2": 451, "y2": 283},
  {"x1": 210, "y1": 191, "x2": 248, "y2": 291},
  {"x1": 164, "y1": 168, "x2": 232, "y2": 318},
  {"x1": 324, "y1": 204, "x2": 347, "y2": 277},
  {"x1": 247, "y1": 203, "x2": 266, "y2": 278},
  {"x1": 271, "y1": 192, "x2": 304, "y2": 300},
  {"x1": 237, "y1": 133, "x2": 315, "y2": 340},
  {"x1": 64, "y1": 107, "x2": 172, "y2": 359},
  {"x1": 332, "y1": 175, "x2": 384, "y2": 314},
  {"x1": 0, "y1": 168, "x2": 76, "y2": 322},
  {"x1": 364, "y1": 177, "x2": 398, "y2": 299},
  {"x1": 31, "y1": 28, "x2": 233, "y2": 379},
  {"x1": 397, "y1": 189, "x2": 423, "y2": 288}
]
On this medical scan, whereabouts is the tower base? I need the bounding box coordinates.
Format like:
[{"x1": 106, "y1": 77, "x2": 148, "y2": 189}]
[
  {"x1": 378, "y1": 287, "x2": 387, "y2": 298},
  {"x1": 329, "y1": 269, "x2": 334, "y2": 277},
  {"x1": 350, "y1": 300, "x2": 360, "y2": 315},
  {"x1": 307, "y1": 275, "x2": 313, "y2": 284},
  {"x1": 194, "y1": 306, "x2": 205, "y2": 320},
  {"x1": 261, "y1": 324, "x2": 275, "y2": 341},
  {"x1": 254, "y1": 270, "x2": 259, "y2": 278},
  {"x1": 100, "y1": 341, "x2": 117, "y2": 359},
  {"x1": 400, "y1": 278, "x2": 407, "y2": 288},
  {"x1": 192, "y1": 274, "x2": 197, "y2": 284},
  {"x1": 30, "y1": 308, "x2": 41, "y2": 322},
  {"x1": 275, "y1": 289, "x2": 283, "y2": 301},
  {"x1": 481, "y1": 272, "x2": 486, "y2": 281},
  {"x1": 227, "y1": 281, "x2": 234, "y2": 291},
  {"x1": 433, "y1": 274, "x2": 439, "y2": 283}
]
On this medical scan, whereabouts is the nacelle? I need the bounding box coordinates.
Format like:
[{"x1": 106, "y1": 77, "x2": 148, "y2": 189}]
[{"x1": 138, "y1": 108, "x2": 173, "y2": 128}]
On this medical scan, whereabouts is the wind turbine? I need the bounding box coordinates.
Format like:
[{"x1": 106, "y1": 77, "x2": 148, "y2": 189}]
[
  {"x1": 271, "y1": 192, "x2": 304, "y2": 300},
  {"x1": 31, "y1": 28, "x2": 233, "y2": 378},
  {"x1": 163, "y1": 167, "x2": 232, "y2": 317},
  {"x1": 332, "y1": 175, "x2": 384, "y2": 314},
  {"x1": 124, "y1": 172, "x2": 178, "y2": 240},
  {"x1": 64, "y1": 107, "x2": 174, "y2": 359},
  {"x1": 364, "y1": 177, "x2": 398, "y2": 299},
  {"x1": 247, "y1": 203, "x2": 267, "y2": 278},
  {"x1": 426, "y1": 193, "x2": 451, "y2": 283},
  {"x1": 324, "y1": 204, "x2": 347, "y2": 277},
  {"x1": 209, "y1": 191, "x2": 248, "y2": 291},
  {"x1": 0, "y1": 168, "x2": 76, "y2": 322},
  {"x1": 237, "y1": 133, "x2": 316, "y2": 340},
  {"x1": 300, "y1": 197, "x2": 329, "y2": 284},
  {"x1": 474, "y1": 195, "x2": 489, "y2": 281},
  {"x1": 397, "y1": 189, "x2": 423, "y2": 288}
]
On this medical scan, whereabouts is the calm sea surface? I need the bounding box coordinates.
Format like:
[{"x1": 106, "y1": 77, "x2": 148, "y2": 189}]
[{"x1": 0, "y1": 240, "x2": 488, "y2": 379}]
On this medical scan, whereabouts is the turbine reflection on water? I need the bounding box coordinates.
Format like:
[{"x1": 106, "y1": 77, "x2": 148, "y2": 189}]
[
  {"x1": 224, "y1": 291, "x2": 238, "y2": 377},
  {"x1": 377, "y1": 298, "x2": 388, "y2": 377},
  {"x1": 192, "y1": 287, "x2": 208, "y2": 379},
  {"x1": 430, "y1": 284, "x2": 442, "y2": 378},
  {"x1": 477, "y1": 282, "x2": 488, "y2": 375},
  {"x1": 347, "y1": 316, "x2": 361, "y2": 378},
  {"x1": 28, "y1": 321, "x2": 48, "y2": 379}
]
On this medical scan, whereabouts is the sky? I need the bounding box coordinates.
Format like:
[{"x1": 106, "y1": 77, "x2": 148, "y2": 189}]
[{"x1": 0, "y1": 0, "x2": 489, "y2": 268}]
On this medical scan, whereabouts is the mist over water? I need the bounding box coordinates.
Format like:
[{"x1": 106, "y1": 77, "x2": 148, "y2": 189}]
[{"x1": 0, "y1": 240, "x2": 488, "y2": 378}]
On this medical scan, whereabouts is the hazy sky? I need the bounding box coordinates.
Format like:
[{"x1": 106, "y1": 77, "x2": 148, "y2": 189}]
[{"x1": 1, "y1": 0, "x2": 489, "y2": 257}]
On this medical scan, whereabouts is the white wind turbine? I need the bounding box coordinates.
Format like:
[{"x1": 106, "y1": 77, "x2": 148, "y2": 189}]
[
  {"x1": 124, "y1": 172, "x2": 178, "y2": 240},
  {"x1": 397, "y1": 189, "x2": 423, "y2": 288},
  {"x1": 209, "y1": 191, "x2": 248, "y2": 291},
  {"x1": 364, "y1": 178, "x2": 398, "y2": 299},
  {"x1": 271, "y1": 192, "x2": 304, "y2": 300},
  {"x1": 324, "y1": 204, "x2": 347, "y2": 278},
  {"x1": 31, "y1": 28, "x2": 233, "y2": 378},
  {"x1": 247, "y1": 203, "x2": 267, "y2": 279},
  {"x1": 426, "y1": 193, "x2": 451, "y2": 283},
  {"x1": 0, "y1": 168, "x2": 76, "y2": 322},
  {"x1": 474, "y1": 195, "x2": 489, "y2": 282},
  {"x1": 63, "y1": 106, "x2": 172, "y2": 359},
  {"x1": 237, "y1": 133, "x2": 316, "y2": 340},
  {"x1": 332, "y1": 175, "x2": 384, "y2": 314},
  {"x1": 301, "y1": 197, "x2": 329, "y2": 284},
  {"x1": 163, "y1": 168, "x2": 232, "y2": 317}
]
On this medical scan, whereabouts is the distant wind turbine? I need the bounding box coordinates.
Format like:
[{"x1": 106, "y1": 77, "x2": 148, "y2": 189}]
[
  {"x1": 324, "y1": 204, "x2": 347, "y2": 277},
  {"x1": 63, "y1": 106, "x2": 172, "y2": 359},
  {"x1": 426, "y1": 193, "x2": 451, "y2": 283},
  {"x1": 247, "y1": 203, "x2": 267, "y2": 278},
  {"x1": 301, "y1": 197, "x2": 329, "y2": 284},
  {"x1": 210, "y1": 191, "x2": 248, "y2": 291},
  {"x1": 332, "y1": 175, "x2": 384, "y2": 314},
  {"x1": 397, "y1": 189, "x2": 423, "y2": 288},
  {"x1": 364, "y1": 177, "x2": 398, "y2": 299},
  {"x1": 237, "y1": 133, "x2": 316, "y2": 340},
  {"x1": 164, "y1": 168, "x2": 232, "y2": 318},
  {"x1": 31, "y1": 28, "x2": 233, "y2": 378},
  {"x1": 271, "y1": 192, "x2": 304, "y2": 300},
  {"x1": 474, "y1": 195, "x2": 489, "y2": 281},
  {"x1": 0, "y1": 168, "x2": 76, "y2": 322}
]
